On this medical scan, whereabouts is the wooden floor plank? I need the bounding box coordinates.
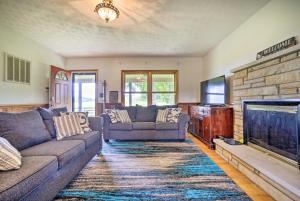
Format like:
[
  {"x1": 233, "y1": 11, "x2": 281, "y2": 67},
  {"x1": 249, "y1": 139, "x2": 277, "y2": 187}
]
[{"x1": 189, "y1": 134, "x2": 274, "y2": 201}]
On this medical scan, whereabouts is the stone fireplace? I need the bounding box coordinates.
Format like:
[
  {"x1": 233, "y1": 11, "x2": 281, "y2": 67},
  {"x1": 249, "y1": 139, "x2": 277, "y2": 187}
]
[
  {"x1": 243, "y1": 100, "x2": 300, "y2": 168},
  {"x1": 232, "y1": 47, "x2": 300, "y2": 140},
  {"x1": 213, "y1": 46, "x2": 300, "y2": 201}
]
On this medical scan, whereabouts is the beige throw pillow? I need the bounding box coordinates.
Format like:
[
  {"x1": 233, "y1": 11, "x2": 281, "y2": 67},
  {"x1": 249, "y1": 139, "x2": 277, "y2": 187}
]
[
  {"x1": 53, "y1": 113, "x2": 84, "y2": 140},
  {"x1": 156, "y1": 109, "x2": 168, "y2": 122},
  {"x1": 117, "y1": 110, "x2": 132, "y2": 123},
  {"x1": 0, "y1": 137, "x2": 22, "y2": 171},
  {"x1": 61, "y1": 112, "x2": 92, "y2": 133}
]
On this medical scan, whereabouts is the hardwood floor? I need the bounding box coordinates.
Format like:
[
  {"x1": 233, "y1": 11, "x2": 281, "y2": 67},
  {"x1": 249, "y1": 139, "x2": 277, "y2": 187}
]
[{"x1": 189, "y1": 134, "x2": 274, "y2": 201}]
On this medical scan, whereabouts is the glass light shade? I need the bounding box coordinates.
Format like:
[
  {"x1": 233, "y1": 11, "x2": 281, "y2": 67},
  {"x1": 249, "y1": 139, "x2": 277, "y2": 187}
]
[{"x1": 97, "y1": 7, "x2": 118, "y2": 22}]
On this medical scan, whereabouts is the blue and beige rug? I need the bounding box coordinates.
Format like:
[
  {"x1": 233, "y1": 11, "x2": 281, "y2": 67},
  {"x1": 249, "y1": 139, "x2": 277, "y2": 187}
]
[{"x1": 55, "y1": 140, "x2": 251, "y2": 201}]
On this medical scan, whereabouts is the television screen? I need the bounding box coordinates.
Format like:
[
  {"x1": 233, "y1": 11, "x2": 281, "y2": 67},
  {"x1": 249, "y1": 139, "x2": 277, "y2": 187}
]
[{"x1": 201, "y1": 75, "x2": 226, "y2": 105}]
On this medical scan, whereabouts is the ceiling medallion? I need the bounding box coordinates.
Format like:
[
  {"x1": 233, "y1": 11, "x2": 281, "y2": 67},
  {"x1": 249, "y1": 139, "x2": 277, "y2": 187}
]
[{"x1": 94, "y1": 0, "x2": 120, "y2": 23}]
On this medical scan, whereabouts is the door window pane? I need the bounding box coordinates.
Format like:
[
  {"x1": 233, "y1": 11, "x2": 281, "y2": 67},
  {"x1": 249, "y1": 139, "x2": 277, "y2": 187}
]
[
  {"x1": 125, "y1": 93, "x2": 147, "y2": 106},
  {"x1": 152, "y1": 93, "x2": 175, "y2": 106},
  {"x1": 125, "y1": 74, "x2": 147, "y2": 92},
  {"x1": 73, "y1": 74, "x2": 96, "y2": 116},
  {"x1": 152, "y1": 74, "x2": 175, "y2": 92}
]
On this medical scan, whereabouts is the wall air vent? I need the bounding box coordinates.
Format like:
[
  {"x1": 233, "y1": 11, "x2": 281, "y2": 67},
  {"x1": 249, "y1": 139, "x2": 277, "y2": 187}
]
[{"x1": 4, "y1": 53, "x2": 31, "y2": 84}]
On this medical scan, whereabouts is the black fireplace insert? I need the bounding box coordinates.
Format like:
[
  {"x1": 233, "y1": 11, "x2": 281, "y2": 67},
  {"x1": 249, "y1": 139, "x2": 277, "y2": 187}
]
[{"x1": 243, "y1": 100, "x2": 300, "y2": 167}]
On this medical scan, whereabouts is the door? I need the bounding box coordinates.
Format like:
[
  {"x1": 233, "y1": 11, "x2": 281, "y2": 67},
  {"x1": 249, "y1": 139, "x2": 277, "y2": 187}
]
[
  {"x1": 72, "y1": 72, "x2": 97, "y2": 116},
  {"x1": 50, "y1": 66, "x2": 71, "y2": 110}
]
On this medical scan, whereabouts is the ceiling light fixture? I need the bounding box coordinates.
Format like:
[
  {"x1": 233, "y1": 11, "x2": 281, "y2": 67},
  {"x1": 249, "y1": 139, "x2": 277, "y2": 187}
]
[{"x1": 95, "y1": 0, "x2": 120, "y2": 23}]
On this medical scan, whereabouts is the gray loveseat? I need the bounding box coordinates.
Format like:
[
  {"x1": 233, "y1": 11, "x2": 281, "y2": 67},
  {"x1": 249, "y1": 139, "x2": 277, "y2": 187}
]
[
  {"x1": 101, "y1": 105, "x2": 190, "y2": 142},
  {"x1": 0, "y1": 107, "x2": 102, "y2": 201}
]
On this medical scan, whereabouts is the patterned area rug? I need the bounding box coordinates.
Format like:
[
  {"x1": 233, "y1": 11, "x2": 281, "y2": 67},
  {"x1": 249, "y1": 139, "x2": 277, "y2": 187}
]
[{"x1": 55, "y1": 140, "x2": 251, "y2": 201}]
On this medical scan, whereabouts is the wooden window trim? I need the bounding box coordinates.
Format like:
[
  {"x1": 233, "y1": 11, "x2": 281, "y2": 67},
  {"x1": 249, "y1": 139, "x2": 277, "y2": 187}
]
[{"x1": 121, "y1": 70, "x2": 178, "y2": 106}]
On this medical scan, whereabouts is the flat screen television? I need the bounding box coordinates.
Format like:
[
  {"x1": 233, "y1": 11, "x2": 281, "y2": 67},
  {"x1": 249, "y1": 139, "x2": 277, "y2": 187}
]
[{"x1": 201, "y1": 75, "x2": 227, "y2": 106}]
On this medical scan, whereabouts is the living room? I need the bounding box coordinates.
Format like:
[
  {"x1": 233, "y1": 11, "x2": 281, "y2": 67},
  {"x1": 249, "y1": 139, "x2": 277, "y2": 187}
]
[{"x1": 0, "y1": 0, "x2": 300, "y2": 200}]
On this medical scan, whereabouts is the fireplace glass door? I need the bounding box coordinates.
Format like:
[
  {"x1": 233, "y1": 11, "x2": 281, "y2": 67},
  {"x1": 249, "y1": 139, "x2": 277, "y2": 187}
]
[{"x1": 245, "y1": 103, "x2": 299, "y2": 162}]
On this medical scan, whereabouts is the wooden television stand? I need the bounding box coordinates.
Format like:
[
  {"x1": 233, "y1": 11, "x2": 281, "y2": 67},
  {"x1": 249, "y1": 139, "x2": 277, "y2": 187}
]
[{"x1": 188, "y1": 105, "x2": 233, "y2": 149}]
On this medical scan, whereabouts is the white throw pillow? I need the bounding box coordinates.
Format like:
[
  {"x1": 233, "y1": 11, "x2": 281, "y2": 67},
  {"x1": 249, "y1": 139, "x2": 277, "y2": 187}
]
[
  {"x1": 105, "y1": 109, "x2": 121, "y2": 124},
  {"x1": 61, "y1": 112, "x2": 92, "y2": 133},
  {"x1": 156, "y1": 109, "x2": 168, "y2": 122},
  {"x1": 117, "y1": 110, "x2": 132, "y2": 123},
  {"x1": 166, "y1": 108, "x2": 182, "y2": 123},
  {"x1": 0, "y1": 137, "x2": 22, "y2": 171},
  {"x1": 53, "y1": 113, "x2": 84, "y2": 140}
]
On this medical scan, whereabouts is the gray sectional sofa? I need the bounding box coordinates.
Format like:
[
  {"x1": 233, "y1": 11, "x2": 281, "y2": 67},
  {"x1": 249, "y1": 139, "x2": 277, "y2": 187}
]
[
  {"x1": 0, "y1": 108, "x2": 102, "y2": 201},
  {"x1": 101, "y1": 105, "x2": 190, "y2": 142}
]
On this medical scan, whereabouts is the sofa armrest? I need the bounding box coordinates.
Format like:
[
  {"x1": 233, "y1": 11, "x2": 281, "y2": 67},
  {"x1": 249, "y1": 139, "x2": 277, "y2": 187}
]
[
  {"x1": 88, "y1": 116, "x2": 102, "y2": 132},
  {"x1": 100, "y1": 113, "x2": 111, "y2": 140},
  {"x1": 100, "y1": 113, "x2": 111, "y2": 126},
  {"x1": 178, "y1": 112, "x2": 190, "y2": 130}
]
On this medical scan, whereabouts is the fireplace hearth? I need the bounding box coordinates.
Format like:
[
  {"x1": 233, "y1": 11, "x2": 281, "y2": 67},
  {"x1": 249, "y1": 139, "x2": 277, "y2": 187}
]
[{"x1": 243, "y1": 100, "x2": 300, "y2": 168}]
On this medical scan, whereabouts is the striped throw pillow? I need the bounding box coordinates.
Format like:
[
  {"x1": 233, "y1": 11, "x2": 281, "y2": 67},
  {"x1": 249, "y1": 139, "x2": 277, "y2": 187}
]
[
  {"x1": 156, "y1": 109, "x2": 168, "y2": 122},
  {"x1": 117, "y1": 110, "x2": 132, "y2": 123},
  {"x1": 61, "y1": 112, "x2": 92, "y2": 133},
  {"x1": 0, "y1": 137, "x2": 22, "y2": 171},
  {"x1": 53, "y1": 114, "x2": 84, "y2": 140},
  {"x1": 105, "y1": 109, "x2": 121, "y2": 124}
]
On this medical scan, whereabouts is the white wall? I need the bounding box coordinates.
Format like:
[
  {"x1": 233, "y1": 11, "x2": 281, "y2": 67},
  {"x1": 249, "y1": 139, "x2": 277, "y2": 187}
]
[
  {"x1": 203, "y1": 0, "x2": 300, "y2": 80},
  {"x1": 0, "y1": 27, "x2": 65, "y2": 105},
  {"x1": 66, "y1": 57, "x2": 204, "y2": 103}
]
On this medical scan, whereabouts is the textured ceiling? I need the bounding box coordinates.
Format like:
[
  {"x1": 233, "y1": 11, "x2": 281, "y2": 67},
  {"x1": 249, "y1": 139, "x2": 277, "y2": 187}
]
[{"x1": 0, "y1": 0, "x2": 269, "y2": 58}]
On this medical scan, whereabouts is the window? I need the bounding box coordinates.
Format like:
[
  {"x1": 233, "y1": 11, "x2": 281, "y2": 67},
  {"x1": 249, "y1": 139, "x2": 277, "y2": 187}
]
[
  {"x1": 122, "y1": 70, "x2": 178, "y2": 106},
  {"x1": 55, "y1": 71, "x2": 68, "y2": 81}
]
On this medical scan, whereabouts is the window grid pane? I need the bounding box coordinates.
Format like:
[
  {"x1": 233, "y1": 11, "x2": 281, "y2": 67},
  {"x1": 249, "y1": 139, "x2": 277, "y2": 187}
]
[
  {"x1": 152, "y1": 93, "x2": 175, "y2": 106},
  {"x1": 124, "y1": 93, "x2": 148, "y2": 106},
  {"x1": 152, "y1": 74, "x2": 175, "y2": 92},
  {"x1": 125, "y1": 74, "x2": 148, "y2": 92}
]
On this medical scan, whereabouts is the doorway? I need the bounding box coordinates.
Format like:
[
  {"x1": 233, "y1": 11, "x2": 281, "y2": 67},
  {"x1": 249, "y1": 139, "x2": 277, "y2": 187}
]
[{"x1": 72, "y1": 72, "x2": 97, "y2": 116}]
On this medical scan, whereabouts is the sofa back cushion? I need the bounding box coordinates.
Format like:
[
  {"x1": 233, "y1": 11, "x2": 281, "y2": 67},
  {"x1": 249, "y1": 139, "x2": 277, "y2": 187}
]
[
  {"x1": 0, "y1": 111, "x2": 52, "y2": 150},
  {"x1": 135, "y1": 105, "x2": 157, "y2": 122},
  {"x1": 50, "y1": 107, "x2": 68, "y2": 117},
  {"x1": 37, "y1": 107, "x2": 56, "y2": 138},
  {"x1": 37, "y1": 107, "x2": 68, "y2": 138}
]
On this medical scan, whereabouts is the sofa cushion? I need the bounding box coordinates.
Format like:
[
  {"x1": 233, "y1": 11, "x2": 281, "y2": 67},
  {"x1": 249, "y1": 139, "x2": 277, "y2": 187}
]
[
  {"x1": 156, "y1": 122, "x2": 179, "y2": 130},
  {"x1": 61, "y1": 131, "x2": 100, "y2": 148},
  {"x1": 50, "y1": 107, "x2": 68, "y2": 117},
  {"x1": 132, "y1": 122, "x2": 156, "y2": 130},
  {"x1": 0, "y1": 156, "x2": 58, "y2": 201},
  {"x1": 135, "y1": 105, "x2": 157, "y2": 122},
  {"x1": 115, "y1": 105, "x2": 136, "y2": 122},
  {"x1": 21, "y1": 140, "x2": 85, "y2": 169},
  {"x1": 37, "y1": 108, "x2": 56, "y2": 138},
  {"x1": 109, "y1": 123, "x2": 132, "y2": 131},
  {"x1": 0, "y1": 111, "x2": 52, "y2": 150}
]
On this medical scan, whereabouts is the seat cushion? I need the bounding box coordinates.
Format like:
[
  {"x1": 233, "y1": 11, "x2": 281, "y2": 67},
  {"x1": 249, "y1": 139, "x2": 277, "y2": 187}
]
[
  {"x1": 21, "y1": 140, "x2": 85, "y2": 169},
  {"x1": 156, "y1": 122, "x2": 179, "y2": 130},
  {"x1": 133, "y1": 122, "x2": 155, "y2": 130},
  {"x1": 109, "y1": 123, "x2": 132, "y2": 131},
  {"x1": 135, "y1": 105, "x2": 157, "y2": 122},
  {"x1": 0, "y1": 156, "x2": 58, "y2": 201},
  {"x1": 0, "y1": 110, "x2": 52, "y2": 150},
  {"x1": 61, "y1": 131, "x2": 100, "y2": 148}
]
